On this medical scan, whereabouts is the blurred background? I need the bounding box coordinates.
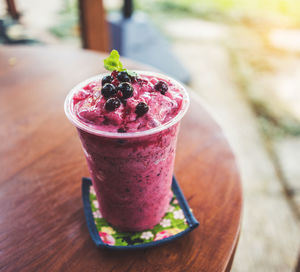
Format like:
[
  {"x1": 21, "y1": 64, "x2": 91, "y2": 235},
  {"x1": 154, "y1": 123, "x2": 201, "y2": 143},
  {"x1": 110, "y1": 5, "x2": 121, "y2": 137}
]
[{"x1": 1, "y1": 0, "x2": 300, "y2": 271}]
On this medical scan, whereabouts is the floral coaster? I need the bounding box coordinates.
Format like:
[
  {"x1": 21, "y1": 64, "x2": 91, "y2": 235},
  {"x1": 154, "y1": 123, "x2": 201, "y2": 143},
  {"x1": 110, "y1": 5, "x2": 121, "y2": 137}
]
[{"x1": 82, "y1": 177, "x2": 199, "y2": 249}]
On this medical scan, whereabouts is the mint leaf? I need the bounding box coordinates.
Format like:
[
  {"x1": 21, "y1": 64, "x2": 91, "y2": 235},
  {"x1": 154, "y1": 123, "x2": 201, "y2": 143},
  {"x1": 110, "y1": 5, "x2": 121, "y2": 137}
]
[
  {"x1": 104, "y1": 50, "x2": 125, "y2": 72},
  {"x1": 103, "y1": 50, "x2": 137, "y2": 76}
]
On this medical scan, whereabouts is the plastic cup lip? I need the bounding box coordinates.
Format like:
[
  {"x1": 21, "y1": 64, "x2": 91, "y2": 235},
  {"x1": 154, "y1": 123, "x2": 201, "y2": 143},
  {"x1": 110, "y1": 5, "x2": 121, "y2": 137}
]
[{"x1": 64, "y1": 70, "x2": 190, "y2": 139}]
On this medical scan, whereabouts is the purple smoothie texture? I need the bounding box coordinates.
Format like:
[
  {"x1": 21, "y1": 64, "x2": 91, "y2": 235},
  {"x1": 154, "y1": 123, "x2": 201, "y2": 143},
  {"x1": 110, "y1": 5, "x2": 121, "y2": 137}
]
[
  {"x1": 72, "y1": 73, "x2": 184, "y2": 133},
  {"x1": 70, "y1": 71, "x2": 186, "y2": 231},
  {"x1": 78, "y1": 124, "x2": 179, "y2": 231}
]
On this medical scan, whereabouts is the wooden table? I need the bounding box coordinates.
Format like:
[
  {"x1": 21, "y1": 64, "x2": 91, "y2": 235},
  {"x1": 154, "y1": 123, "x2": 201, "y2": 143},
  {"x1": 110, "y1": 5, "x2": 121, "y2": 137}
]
[{"x1": 0, "y1": 46, "x2": 242, "y2": 272}]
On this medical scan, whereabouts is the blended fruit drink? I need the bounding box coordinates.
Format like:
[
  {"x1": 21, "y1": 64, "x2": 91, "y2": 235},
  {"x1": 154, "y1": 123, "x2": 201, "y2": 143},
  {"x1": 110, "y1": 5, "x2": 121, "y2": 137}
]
[{"x1": 65, "y1": 51, "x2": 189, "y2": 231}]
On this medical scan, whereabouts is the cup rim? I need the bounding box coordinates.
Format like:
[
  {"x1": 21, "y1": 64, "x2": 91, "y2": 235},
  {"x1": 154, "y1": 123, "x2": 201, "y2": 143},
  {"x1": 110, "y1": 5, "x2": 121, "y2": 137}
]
[{"x1": 64, "y1": 71, "x2": 190, "y2": 138}]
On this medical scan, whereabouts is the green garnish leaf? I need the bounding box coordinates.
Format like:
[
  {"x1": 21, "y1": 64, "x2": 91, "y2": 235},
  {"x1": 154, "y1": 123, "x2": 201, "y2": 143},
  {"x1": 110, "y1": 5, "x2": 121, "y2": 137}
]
[
  {"x1": 103, "y1": 50, "x2": 137, "y2": 77},
  {"x1": 104, "y1": 50, "x2": 125, "y2": 72}
]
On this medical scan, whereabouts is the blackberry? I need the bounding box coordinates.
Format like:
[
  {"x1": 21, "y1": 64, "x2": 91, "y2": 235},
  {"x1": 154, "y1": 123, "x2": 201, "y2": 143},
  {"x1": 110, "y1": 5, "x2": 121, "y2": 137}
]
[
  {"x1": 105, "y1": 97, "x2": 121, "y2": 111},
  {"x1": 111, "y1": 78, "x2": 120, "y2": 87},
  {"x1": 117, "y1": 82, "x2": 133, "y2": 99},
  {"x1": 135, "y1": 102, "x2": 149, "y2": 117},
  {"x1": 101, "y1": 75, "x2": 113, "y2": 85},
  {"x1": 154, "y1": 80, "x2": 168, "y2": 95},
  {"x1": 101, "y1": 83, "x2": 117, "y2": 99},
  {"x1": 117, "y1": 71, "x2": 131, "y2": 82},
  {"x1": 111, "y1": 70, "x2": 118, "y2": 78}
]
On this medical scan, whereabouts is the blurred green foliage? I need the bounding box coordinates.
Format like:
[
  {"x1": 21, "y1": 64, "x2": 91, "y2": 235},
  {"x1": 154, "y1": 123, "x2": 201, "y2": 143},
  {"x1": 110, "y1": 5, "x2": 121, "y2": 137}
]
[
  {"x1": 49, "y1": 0, "x2": 78, "y2": 38},
  {"x1": 136, "y1": 0, "x2": 300, "y2": 25}
]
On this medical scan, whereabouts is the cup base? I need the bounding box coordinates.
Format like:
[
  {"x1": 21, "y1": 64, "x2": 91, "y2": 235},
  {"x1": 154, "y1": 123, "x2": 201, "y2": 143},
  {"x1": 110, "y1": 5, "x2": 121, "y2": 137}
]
[{"x1": 82, "y1": 176, "x2": 199, "y2": 249}]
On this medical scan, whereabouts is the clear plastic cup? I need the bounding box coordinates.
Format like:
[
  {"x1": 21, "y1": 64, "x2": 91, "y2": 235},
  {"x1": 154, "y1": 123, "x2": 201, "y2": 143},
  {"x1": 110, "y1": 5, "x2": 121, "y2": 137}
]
[{"x1": 65, "y1": 71, "x2": 189, "y2": 231}]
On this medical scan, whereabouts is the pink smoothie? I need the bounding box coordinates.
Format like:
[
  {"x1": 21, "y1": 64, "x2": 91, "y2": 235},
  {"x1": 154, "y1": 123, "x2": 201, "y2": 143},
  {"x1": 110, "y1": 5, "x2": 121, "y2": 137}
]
[
  {"x1": 72, "y1": 74, "x2": 184, "y2": 133},
  {"x1": 65, "y1": 71, "x2": 189, "y2": 231}
]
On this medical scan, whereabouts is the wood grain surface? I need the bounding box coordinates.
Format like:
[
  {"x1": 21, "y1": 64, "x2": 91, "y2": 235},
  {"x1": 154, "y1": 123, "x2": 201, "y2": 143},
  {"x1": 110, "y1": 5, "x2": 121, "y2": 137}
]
[{"x1": 0, "y1": 46, "x2": 242, "y2": 272}]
